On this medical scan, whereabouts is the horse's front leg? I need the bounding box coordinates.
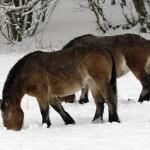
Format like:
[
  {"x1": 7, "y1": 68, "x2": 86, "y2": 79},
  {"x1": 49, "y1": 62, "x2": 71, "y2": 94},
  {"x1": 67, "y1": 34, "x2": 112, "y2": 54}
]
[
  {"x1": 79, "y1": 85, "x2": 89, "y2": 104},
  {"x1": 50, "y1": 98, "x2": 75, "y2": 125},
  {"x1": 37, "y1": 97, "x2": 51, "y2": 127},
  {"x1": 138, "y1": 74, "x2": 150, "y2": 102},
  {"x1": 40, "y1": 106, "x2": 51, "y2": 127},
  {"x1": 138, "y1": 88, "x2": 150, "y2": 102}
]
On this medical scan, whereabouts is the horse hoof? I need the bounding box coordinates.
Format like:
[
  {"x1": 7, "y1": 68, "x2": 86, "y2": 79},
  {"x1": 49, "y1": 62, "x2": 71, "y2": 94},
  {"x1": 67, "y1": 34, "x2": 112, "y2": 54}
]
[
  {"x1": 138, "y1": 99, "x2": 150, "y2": 103},
  {"x1": 65, "y1": 118, "x2": 75, "y2": 125},
  {"x1": 138, "y1": 93, "x2": 150, "y2": 103},
  {"x1": 78, "y1": 98, "x2": 89, "y2": 104},
  {"x1": 109, "y1": 114, "x2": 120, "y2": 123},
  {"x1": 138, "y1": 99, "x2": 143, "y2": 103},
  {"x1": 109, "y1": 119, "x2": 120, "y2": 123},
  {"x1": 45, "y1": 121, "x2": 51, "y2": 128},
  {"x1": 92, "y1": 118, "x2": 104, "y2": 124}
]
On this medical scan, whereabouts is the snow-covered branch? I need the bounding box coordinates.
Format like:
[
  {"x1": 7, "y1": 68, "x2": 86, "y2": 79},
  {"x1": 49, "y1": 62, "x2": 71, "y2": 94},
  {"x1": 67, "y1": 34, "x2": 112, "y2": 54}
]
[
  {"x1": 0, "y1": 0, "x2": 59, "y2": 42},
  {"x1": 82, "y1": 0, "x2": 149, "y2": 33}
]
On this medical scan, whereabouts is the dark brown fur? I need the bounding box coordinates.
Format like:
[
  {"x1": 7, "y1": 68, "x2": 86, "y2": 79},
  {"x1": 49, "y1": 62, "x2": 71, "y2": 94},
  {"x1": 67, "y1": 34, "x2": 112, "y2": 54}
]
[
  {"x1": 62, "y1": 34, "x2": 150, "y2": 103},
  {"x1": 0, "y1": 46, "x2": 119, "y2": 130}
]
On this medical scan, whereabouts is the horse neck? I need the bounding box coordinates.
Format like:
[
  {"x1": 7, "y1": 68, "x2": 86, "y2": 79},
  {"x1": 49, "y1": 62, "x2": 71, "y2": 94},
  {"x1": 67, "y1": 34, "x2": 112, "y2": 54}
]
[{"x1": 3, "y1": 83, "x2": 24, "y2": 107}]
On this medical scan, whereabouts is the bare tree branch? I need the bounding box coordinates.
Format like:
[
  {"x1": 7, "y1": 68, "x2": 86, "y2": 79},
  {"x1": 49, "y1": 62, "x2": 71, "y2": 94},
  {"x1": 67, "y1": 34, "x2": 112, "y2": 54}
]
[{"x1": 0, "y1": 0, "x2": 59, "y2": 42}]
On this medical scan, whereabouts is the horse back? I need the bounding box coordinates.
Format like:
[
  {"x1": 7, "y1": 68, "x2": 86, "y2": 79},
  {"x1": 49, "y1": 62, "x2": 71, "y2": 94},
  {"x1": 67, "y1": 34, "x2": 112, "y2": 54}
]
[
  {"x1": 97, "y1": 34, "x2": 150, "y2": 77},
  {"x1": 117, "y1": 34, "x2": 150, "y2": 77},
  {"x1": 19, "y1": 48, "x2": 113, "y2": 97}
]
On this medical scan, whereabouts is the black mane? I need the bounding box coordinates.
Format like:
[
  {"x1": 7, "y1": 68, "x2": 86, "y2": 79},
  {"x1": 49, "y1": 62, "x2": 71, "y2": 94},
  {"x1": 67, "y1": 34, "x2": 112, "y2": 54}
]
[{"x1": 2, "y1": 51, "x2": 41, "y2": 102}]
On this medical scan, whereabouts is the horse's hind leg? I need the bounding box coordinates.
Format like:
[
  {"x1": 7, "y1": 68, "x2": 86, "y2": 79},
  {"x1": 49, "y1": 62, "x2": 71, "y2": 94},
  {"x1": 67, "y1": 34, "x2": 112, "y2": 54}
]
[
  {"x1": 90, "y1": 87, "x2": 105, "y2": 122},
  {"x1": 103, "y1": 83, "x2": 120, "y2": 123},
  {"x1": 79, "y1": 85, "x2": 89, "y2": 104},
  {"x1": 51, "y1": 101, "x2": 75, "y2": 125},
  {"x1": 37, "y1": 97, "x2": 51, "y2": 127},
  {"x1": 92, "y1": 99, "x2": 104, "y2": 122},
  {"x1": 138, "y1": 73, "x2": 150, "y2": 102}
]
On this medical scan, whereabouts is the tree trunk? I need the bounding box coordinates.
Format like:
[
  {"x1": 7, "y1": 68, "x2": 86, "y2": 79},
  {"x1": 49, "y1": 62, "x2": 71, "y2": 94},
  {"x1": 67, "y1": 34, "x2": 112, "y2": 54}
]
[
  {"x1": 111, "y1": 0, "x2": 116, "y2": 5},
  {"x1": 132, "y1": 0, "x2": 147, "y2": 32},
  {"x1": 7, "y1": 12, "x2": 22, "y2": 41}
]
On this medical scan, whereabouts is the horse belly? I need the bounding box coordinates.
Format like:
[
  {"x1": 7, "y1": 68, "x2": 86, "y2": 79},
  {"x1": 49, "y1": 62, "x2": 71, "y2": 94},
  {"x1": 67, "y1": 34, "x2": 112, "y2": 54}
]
[
  {"x1": 48, "y1": 74, "x2": 86, "y2": 97},
  {"x1": 49, "y1": 82, "x2": 82, "y2": 97}
]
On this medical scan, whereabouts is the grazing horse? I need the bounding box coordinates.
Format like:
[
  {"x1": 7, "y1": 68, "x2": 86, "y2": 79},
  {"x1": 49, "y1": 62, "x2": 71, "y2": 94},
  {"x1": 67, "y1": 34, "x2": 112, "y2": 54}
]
[
  {"x1": 0, "y1": 46, "x2": 120, "y2": 130},
  {"x1": 62, "y1": 34, "x2": 150, "y2": 104}
]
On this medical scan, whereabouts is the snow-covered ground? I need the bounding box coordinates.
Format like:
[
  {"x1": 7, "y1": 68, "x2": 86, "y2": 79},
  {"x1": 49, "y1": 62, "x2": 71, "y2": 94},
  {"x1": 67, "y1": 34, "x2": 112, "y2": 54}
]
[{"x1": 0, "y1": 0, "x2": 150, "y2": 150}]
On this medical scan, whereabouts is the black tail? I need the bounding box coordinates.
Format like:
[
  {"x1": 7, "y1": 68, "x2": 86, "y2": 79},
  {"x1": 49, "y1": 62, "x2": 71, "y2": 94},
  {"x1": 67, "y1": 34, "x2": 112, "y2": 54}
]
[{"x1": 104, "y1": 48, "x2": 117, "y2": 96}]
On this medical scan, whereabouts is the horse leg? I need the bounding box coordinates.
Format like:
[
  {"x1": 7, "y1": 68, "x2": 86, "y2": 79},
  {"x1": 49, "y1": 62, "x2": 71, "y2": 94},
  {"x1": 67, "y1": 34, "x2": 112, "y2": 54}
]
[
  {"x1": 51, "y1": 102, "x2": 75, "y2": 125},
  {"x1": 79, "y1": 85, "x2": 89, "y2": 104},
  {"x1": 92, "y1": 100, "x2": 104, "y2": 122},
  {"x1": 138, "y1": 73, "x2": 150, "y2": 102},
  {"x1": 90, "y1": 86, "x2": 105, "y2": 122},
  {"x1": 57, "y1": 95, "x2": 75, "y2": 103},
  {"x1": 37, "y1": 97, "x2": 51, "y2": 127},
  {"x1": 41, "y1": 107, "x2": 51, "y2": 127},
  {"x1": 102, "y1": 83, "x2": 120, "y2": 123}
]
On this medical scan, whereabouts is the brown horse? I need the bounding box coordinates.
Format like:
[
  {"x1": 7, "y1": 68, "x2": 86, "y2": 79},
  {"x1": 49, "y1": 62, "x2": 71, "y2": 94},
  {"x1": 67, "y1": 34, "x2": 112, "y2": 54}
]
[
  {"x1": 62, "y1": 34, "x2": 150, "y2": 104},
  {"x1": 0, "y1": 46, "x2": 119, "y2": 130}
]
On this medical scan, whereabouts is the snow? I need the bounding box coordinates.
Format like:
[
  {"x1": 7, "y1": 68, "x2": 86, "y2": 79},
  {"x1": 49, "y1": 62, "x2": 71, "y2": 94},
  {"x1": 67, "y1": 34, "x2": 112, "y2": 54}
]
[{"x1": 0, "y1": 0, "x2": 150, "y2": 150}]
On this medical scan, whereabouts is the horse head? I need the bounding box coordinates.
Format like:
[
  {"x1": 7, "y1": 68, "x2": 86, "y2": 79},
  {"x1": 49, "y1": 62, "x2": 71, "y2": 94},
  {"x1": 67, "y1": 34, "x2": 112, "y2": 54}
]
[{"x1": 0, "y1": 99, "x2": 24, "y2": 130}]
